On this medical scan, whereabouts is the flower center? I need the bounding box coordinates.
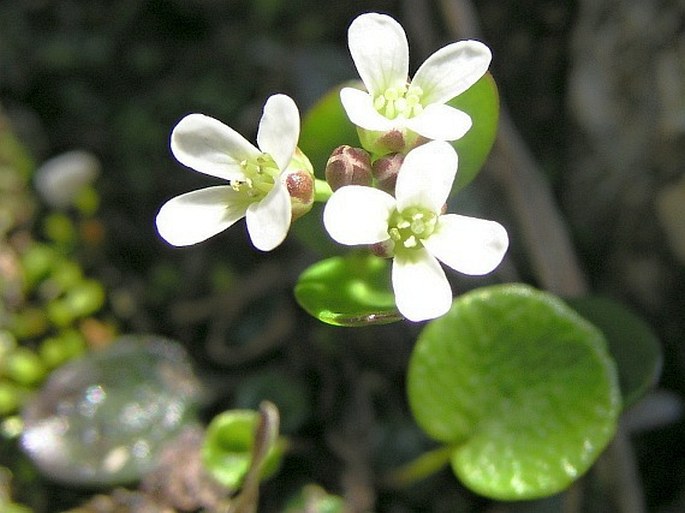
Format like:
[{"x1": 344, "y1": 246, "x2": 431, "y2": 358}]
[
  {"x1": 388, "y1": 206, "x2": 437, "y2": 250},
  {"x1": 373, "y1": 84, "x2": 424, "y2": 120},
  {"x1": 231, "y1": 153, "x2": 280, "y2": 198}
]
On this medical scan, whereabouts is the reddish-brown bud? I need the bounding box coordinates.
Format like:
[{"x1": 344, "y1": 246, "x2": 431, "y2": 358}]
[
  {"x1": 376, "y1": 129, "x2": 406, "y2": 153},
  {"x1": 370, "y1": 239, "x2": 395, "y2": 258},
  {"x1": 325, "y1": 145, "x2": 373, "y2": 191},
  {"x1": 285, "y1": 168, "x2": 315, "y2": 221},
  {"x1": 372, "y1": 152, "x2": 404, "y2": 195},
  {"x1": 407, "y1": 135, "x2": 430, "y2": 152}
]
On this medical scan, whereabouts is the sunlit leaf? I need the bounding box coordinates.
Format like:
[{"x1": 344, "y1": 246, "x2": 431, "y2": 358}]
[
  {"x1": 407, "y1": 284, "x2": 621, "y2": 500},
  {"x1": 202, "y1": 409, "x2": 284, "y2": 490},
  {"x1": 568, "y1": 296, "x2": 662, "y2": 407},
  {"x1": 294, "y1": 252, "x2": 401, "y2": 327}
]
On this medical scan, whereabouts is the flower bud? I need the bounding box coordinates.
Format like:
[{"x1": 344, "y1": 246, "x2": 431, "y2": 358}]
[
  {"x1": 376, "y1": 129, "x2": 406, "y2": 153},
  {"x1": 372, "y1": 152, "x2": 404, "y2": 194},
  {"x1": 324, "y1": 145, "x2": 373, "y2": 191},
  {"x1": 370, "y1": 239, "x2": 395, "y2": 258},
  {"x1": 284, "y1": 148, "x2": 315, "y2": 221},
  {"x1": 357, "y1": 127, "x2": 427, "y2": 157}
]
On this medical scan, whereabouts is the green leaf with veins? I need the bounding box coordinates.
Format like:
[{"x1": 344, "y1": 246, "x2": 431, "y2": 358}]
[{"x1": 407, "y1": 284, "x2": 621, "y2": 500}]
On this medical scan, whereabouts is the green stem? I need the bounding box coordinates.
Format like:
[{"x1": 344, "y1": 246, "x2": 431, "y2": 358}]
[
  {"x1": 385, "y1": 444, "x2": 455, "y2": 487},
  {"x1": 314, "y1": 178, "x2": 333, "y2": 203}
]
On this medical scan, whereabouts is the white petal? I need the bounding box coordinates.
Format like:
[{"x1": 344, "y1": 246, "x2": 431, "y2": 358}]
[
  {"x1": 245, "y1": 181, "x2": 292, "y2": 251},
  {"x1": 405, "y1": 103, "x2": 472, "y2": 141},
  {"x1": 423, "y1": 214, "x2": 509, "y2": 275},
  {"x1": 340, "y1": 87, "x2": 396, "y2": 131},
  {"x1": 171, "y1": 114, "x2": 260, "y2": 181},
  {"x1": 348, "y1": 13, "x2": 409, "y2": 95},
  {"x1": 323, "y1": 185, "x2": 395, "y2": 245},
  {"x1": 392, "y1": 249, "x2": 452, "y2": 322},
  {"x1": 156, "y1": 186, "x2": 249, "y2": 246},
  {"x1": 412, "y1": 40, "x2": 492, "y2": 105},
  {"x1": 395, "y1": 141, "x2": 458, "y2": 212},
  {"x1": 256, "y1": 94, "x2": 300, "y2": 171}
]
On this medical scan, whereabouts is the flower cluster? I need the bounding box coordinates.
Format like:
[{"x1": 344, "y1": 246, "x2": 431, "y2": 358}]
[
  {"x1": 156, "y1": 12, "x2": 508, "y2": 322},
  {"x1": 324, "y1": 141, "x2": 508, "y2": 321},
  {"x1": 322, "y1": 13, "x2": 508, "y2": 321}
]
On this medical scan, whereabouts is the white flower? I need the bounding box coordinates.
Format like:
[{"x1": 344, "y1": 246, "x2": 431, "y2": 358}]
[
  {"x1": 156, "y1": 94, "x2": 300, "y2": 251},
  {"x1": 323, "y1": 141, "x2": 508, "y2": 322},
  {"x1": 340, "y1": 12, "x2": 492, "y2": 142}
]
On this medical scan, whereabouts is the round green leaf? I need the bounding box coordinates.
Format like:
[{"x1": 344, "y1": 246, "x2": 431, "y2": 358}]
[
  {"x1": 407, "y1": 284, "x2": 621, "y2": 500},
  {"x1": 568, "y1": 296, "x2": 662, "y2": 408},
  {"x1": 449, "y1": 72, "x2": 500, "y2": 192},
  {"x1": 294, "y1": 253, "x2": 402, "y2": 327}
]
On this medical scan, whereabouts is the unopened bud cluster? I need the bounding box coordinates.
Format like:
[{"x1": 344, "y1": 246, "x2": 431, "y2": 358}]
[
  {"x1": 325, "y1": 145, "x2": 373, "y2": 191},
  {"x1": 371, "y1": 153, "x2": 404, "y2": 194},
  {"x1": 357, "y1": 127, "x2": 429, "y2": 158},
  {"x1": 325, "y1": 145, "x2": 407, "y2": 197}
]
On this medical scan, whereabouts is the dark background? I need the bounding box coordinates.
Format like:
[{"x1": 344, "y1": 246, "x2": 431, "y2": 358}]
[{"x1": 1, "y1": 0, "x2": 683, "y2": 512}]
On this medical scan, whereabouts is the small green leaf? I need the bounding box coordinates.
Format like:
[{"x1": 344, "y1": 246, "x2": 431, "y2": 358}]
[
  {"x1": 449, "y1": 72, "x2": 500, "y2": 192},
  {"x1": 407, "y1": 284, "x2": 621, "y2": 500},
  {"x1": 284, "y1": 485, "x2": 346, "y2": 513},
  {"x1": 202, "y1": 409, "x2": 283, "y2": 490},
  {"x1": 294, "y1": 253, "x2": 402, "y2": 327},
  {"x1": 299, "y1": 84, "x2": 360, "y2": 176},
  {"x1": 568, "y1": 296, "x2": 662, "y2": 407}
]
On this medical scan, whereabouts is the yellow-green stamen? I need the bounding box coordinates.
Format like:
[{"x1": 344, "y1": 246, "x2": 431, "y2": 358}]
[
  {"x1": 374, "y1": 84, "x2": 424, "y2": 120},
  {"x1": 231, "y1": 154, "x2": 280, "y2": 199},
  {"x1": 388, "y1": 206, "x2": 437, "y2": 250}
]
